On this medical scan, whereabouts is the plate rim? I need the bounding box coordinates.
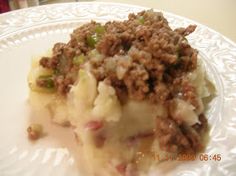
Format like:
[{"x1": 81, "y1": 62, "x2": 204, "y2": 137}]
[
  {"x1": 0, "y1": 2, "x2": 236, "y2": 176},
  {"x1": 0, "y1": 1, "x2": 236, "y2": 48}
]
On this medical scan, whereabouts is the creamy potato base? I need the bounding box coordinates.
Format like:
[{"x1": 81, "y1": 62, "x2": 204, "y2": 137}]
[{"x1": 28, "y1": 54, "x2": 214, "y2": 175}]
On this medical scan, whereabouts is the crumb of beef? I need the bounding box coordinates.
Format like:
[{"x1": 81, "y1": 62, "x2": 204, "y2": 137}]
[
  {"x1": 167, "y1": 77, "x2": 200, "y2": 109},
  {"x1": 54, "y1": 72, "x2": 76, "y2": 94},
  {"x1": 96, "y1": 34, "x2": 122, "y2": 56},
  {"x1": 39, "y1": 56, "x2": 52, "y2": 69},
  {"x1": 181, "y1": 80, "x2": 199, "y2": 108},
  {"x1": 174, "y1": 25, "x2": 197, "y2": 36},
  {"x1": 53, "y1": 42, "x2": 66, "y2": 55},
  {"x1": 156, "y1": 117, "x2": 190, "y2": 153},
  {"x1": 71, "y1": 21, "x2": 99, "y2": 52},
  {"x1": 149, "y1": 82, "x2": 170, "y2": 103},
  {"x1": 123, "y1": 63, "x2": 149, "y2": 100},
  {"x1": 155, "y1": 116, "x2": 203, "y2": 154},
  {"x1": 63, "y1": 47, "x2": 76, "y2": 59}
]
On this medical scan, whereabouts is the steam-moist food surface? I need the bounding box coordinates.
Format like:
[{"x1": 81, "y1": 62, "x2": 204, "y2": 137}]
[{"x1": 28, "y1": 10, "x2": 215, "y2": 176}]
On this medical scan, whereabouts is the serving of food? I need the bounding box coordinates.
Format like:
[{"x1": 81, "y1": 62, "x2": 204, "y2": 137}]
[{"x1": 28, "y1": 9, "x2": 215, "y2": 176}]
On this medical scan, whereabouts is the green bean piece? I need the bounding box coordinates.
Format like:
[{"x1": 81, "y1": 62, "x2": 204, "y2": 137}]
[{"x1": 73, "y1": 54, "x2": 86, "y2": 66}]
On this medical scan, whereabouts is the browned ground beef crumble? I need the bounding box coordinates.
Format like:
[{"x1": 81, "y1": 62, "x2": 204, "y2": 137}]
[{"x1": 37, "y1": 10, "x2": 207, "y2": 154}]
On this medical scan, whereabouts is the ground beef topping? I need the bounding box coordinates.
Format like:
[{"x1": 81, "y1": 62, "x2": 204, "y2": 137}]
[
  {"x1": 37, "y1": 10, "x2": 198, "y2": 101},
  {"x1": 155, "y1": 114, "x2": 207, "y2": 154},
  {"x1": 90, "y1": 10, "x2": 198, "y2": 103}
]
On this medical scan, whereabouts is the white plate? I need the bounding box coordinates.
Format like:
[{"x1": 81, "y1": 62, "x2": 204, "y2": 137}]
[{"x1": 0, "y1": 2, "x2": 236, "y2": 176}]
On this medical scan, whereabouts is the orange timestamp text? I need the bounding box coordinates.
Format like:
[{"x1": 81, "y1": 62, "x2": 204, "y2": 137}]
[{"x1": 151, "y1": 153, "x2": 222, "y2": 161}]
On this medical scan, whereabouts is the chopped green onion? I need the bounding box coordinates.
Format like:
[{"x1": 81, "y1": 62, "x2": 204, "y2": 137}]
[
  {"x1": 87, "y1": 34, "x2": 98, "y2": 48},
  {"x1": 86, "y1": 25, "x2": 105, "y2": 48},
  {"x1": 95, "y1": 25, "x2": 105, "y2": 35},
  {"x1": 46, "y1": 79, "x2": 54, "y2": 88},
  {"x1": 73, "y1": 54, "x2": 86, "y2": 66},
  {"x1": 138, "y1": 16, "x2": 145, "y2": 24},
  {"x1": 53, "y1": 69, "x2": 60, "y2": 75},
  {"x1": 37, "y1": 75, "x2": 55, "y2": 89}
]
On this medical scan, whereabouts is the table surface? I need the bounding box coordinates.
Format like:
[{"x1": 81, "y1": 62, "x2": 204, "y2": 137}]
[{"x1": 44, "y1": 0, "x2": 236, "y2": 43}]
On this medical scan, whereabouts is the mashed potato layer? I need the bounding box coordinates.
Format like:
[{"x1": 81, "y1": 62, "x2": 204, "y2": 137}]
[{"x1": 28, "y1": 10, "x2": 215, "y2": 176}]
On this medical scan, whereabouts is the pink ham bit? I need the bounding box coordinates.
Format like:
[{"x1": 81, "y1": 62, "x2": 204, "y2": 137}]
[
  {"x1": 84, "y1": 120, "x2": 105, "y2": 148},
  {"x1": 116, "y1": 163, "x2": 127, "y2": 175},
  {"x1": 84, "y1": 120, "x2": 103, "y2": 131},
  {"x1": 116, "y1": 163, "x2": 138, "y2": 176}
]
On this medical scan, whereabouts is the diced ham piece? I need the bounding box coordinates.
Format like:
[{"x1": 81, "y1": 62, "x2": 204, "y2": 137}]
[
  {"x1": 116, "y1": 163, "x2": 127, "y2": 175},
  {"x1": 84, "y1": 120, "x2": 103, "y2": 131},
  {"x1": 115, "y1": 163, "x2": 138, "y2": 176}
]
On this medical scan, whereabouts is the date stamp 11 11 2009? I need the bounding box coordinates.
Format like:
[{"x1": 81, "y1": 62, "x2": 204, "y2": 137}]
[
  {"x1": 135, "y1": 152, "x2": 222, "y2": 162},
  {"x1": 154, "y1": 153, "x2": 222, "y2": 161}
]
